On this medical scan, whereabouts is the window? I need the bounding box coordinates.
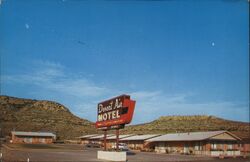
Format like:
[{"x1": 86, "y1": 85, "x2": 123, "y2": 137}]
[
  {"x1": 195, "y1": 142, "x2": 200, "y2": 151},
  {"x1": 159, "y1": 142, "x2": 165, "y2": 147},
  {"x1": 194, "y1": 142, "x2": 203, "y2": 151},
  {"x1": 211, "y1": 143, "x2": 217, "y2": 149},
  {"x1": 24, "y1": 137, "x2": 32, "y2": 143},
  {"x1": 228, "y1": 144, "x2": 233, "y2": 149},
  {"x1": 39, "y1": 138, "x2": 46, "y2": 143}
]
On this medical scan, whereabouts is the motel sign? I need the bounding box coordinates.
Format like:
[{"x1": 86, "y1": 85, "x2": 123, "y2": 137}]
[{"x1": 96, "y1": 95, "x2": 136, "y2": 129}]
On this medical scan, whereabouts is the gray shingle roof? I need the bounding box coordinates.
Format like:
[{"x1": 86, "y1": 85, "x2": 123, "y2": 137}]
[
  {"x1": 77, "y1": 134, "x2": 99, "y2": 139},
  {"x1": 11, "y1": 131, "x2": 56, "y2": 138},
  {"x1": 120, "y1": 134, "x2": 160, "y2": 141},
  {"x1": 89, "y1": 134, "x2": 115, "y2": 139},
  {"x1": 106, "y1": 134, "x2": 134, "y2": 140},
  {"x1": 146, "y1": 131, "x2": 236, "y2": 142}
]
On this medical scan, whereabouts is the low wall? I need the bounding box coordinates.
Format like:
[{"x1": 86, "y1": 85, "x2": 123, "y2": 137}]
[
  {"x1": 97, "y1": 151, "x2": 126, "y2": 162},
  {"x1": 155, "y1": 146, "x2": 166, "y2": 153},
  {"x1": 226, "y1": 151, "x2": 241, "y2": 156},
  {"x1": 211, "y1": 151, "x2": 224, "y2": 157},
  {"x1": 211, "y1": 150, "x2": 241, "y2": 157}
]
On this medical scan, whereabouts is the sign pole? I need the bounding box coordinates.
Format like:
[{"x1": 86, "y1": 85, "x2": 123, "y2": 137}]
[
  {"x1": 96, "y1": 95, "x2": 135, "y2": 152},
  {"x1": 104, "y1": 130, "x2": 107, "y2": 151},
  {"x1": 116, "y1": 128, "x2": 119, "y2": 152}
]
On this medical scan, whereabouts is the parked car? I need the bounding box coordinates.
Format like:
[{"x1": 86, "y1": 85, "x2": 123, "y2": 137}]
[
  {"x1": 53, "y1": 140, "x2": 64, "y2": 144},
  {"x1": 84, "y1": 142, "x2": 101, "y2": 148},
  {"x1": 111, "y1": 143, "x2": 129, "y2": 150}
]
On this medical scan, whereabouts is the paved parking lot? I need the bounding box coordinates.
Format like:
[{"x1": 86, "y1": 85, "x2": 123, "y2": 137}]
[{"x1": 1, "y1": 144, "x2": 249, "y2": 162}]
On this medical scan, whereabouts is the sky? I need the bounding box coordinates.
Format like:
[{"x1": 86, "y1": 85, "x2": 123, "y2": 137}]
[{"x1": 0, "y1": 0, "x2": 249, "y2": 124}]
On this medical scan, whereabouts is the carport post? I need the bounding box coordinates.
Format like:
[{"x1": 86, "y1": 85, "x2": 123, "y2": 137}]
[
  {"x1": 104, "y1": 130, "x2": 107, "y2": 151},
  {"x1": 243, "y1": 144, "x2": 246, "y2": 158},
  {"x1": 116, "y1": 129, "x2": 119, "y2": 151}
]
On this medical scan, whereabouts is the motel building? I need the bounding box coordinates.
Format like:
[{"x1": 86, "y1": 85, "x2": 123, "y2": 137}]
[
  {"x1": 11, "y1": 131, "x2": 56, "y2": 144},
  {"x1": 77, "y1": 134, "x2": 99, "y2": 144},
  {"x1": 232, "y1": 132, "x2": 250, "y2": 153},
  {"x1": 106, "y1": 134, "x2": 134, "y2": 149},
  {"x1": 146, "y1": 131, "x2": 242, "y2": 157},
  {"x1": 88, "y1": 134, "x2": 115, "y2": 146},
  {"x1": 120, "y1": 134, "x2": 161, "y2": 151},
  {"x1": 240, "y1": 137, "x2": 250, "y2": 153}
]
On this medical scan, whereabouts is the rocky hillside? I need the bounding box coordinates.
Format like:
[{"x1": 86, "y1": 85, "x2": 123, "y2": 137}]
[
  {"x1": 1, "y1": 95, "x2": 249, "y2": 140},
  {"x1": 122, "y1": 115, "x2": 250, "y2": 138},
  {"x1": 0, "y1": 95, "x2": 96, "y2": 140}
]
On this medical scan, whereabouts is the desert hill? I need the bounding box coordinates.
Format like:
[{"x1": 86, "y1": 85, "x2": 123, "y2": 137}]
[
  {"x1": 0, "y1": 95, "x2": 249, "y2": 140},
  {"x1": 0, "y1": 95, "x2": 96, "y2": 140},
  {"x1": 122, "y1": 115, "x2": 249, "y2": 139}
]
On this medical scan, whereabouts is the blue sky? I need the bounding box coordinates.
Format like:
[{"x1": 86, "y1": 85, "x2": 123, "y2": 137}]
[{"x1": 0, "y1": 0, "x2": 249, "y2": 124}]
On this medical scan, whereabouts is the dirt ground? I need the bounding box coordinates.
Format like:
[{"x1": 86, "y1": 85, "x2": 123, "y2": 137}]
[{"x1": 1, "y1": 144, "x2": 250, "y2": 162}]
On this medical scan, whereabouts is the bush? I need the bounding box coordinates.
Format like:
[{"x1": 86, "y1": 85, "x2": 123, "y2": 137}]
[
  {"x1": 227, "y1": 149, "x2": 239, "y2": 151},
  {"x1": 210, "y1": 149, "x2": 223, "y2": 151}
]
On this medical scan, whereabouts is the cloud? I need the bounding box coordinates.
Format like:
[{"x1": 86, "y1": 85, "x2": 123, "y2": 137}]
[
  {"x1": 73, "y1": 102, "x2": 98, "y2": 121},
  {"x1": 2, "y1": 60, "x2": 249, "y2": 124},
  {"x1": 129, "y1": 90, "x2": 249, "y2": 124},
  {"x1": 131, "y1": 91, "x2": 162, "y2": 99},
  {"x1": 3, "y1": 60, "x2": 108, "y2": 98},
  {"x1": 25, "y1": 23, "x2": 30, "y2": 29}
]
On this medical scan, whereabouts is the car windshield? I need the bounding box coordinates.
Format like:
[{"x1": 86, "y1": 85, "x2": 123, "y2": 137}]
[{"x1": 119, "y1": 143, "x2": 126, "y2": 146}]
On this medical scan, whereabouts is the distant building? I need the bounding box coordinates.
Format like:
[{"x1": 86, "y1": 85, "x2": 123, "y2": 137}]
[
  {"x1": 77, "y1": 134, "x2": 99, "y2": 144},
  {"x1": 146, "y1": 131, "x2": 242, "y2": 157},
  {"x1": 241, "y1": 138, "x2": 250, "y2": 153},
  {"x1": 106, "y1": 134, "x2": 134, "y2": 149},
  {"x1": 120, "y1": 134, "x2": 161, "y2": 151},
  {"x1": 11, "y1": 131, "x2": 56, "y2": 144},
  {"x1": 88, "y1": 134, "x2": 115, "y2": 145},
  {"x1": 231, "y1": 132, "x2": 250, "y2": 154}
]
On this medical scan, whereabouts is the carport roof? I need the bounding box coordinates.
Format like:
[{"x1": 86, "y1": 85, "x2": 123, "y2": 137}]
[
  {"x1": 89, "y1": 134, "x2": 115, "y2": 139},
  {"x1": 11, "y1": 131, "x2": 56, "y2": 138},
  {"x1": 146, "y1": 131, "x2": 240, "y2": 142},
  {"x1": 106, "y1": 134, "x2": 134, "y2": 140},
  {"x1": 120, "y1": 134, "x2": 160, "y2": 141},
  {"x1": 77, "y1": 134, "x2": 99, "y2": 139}
]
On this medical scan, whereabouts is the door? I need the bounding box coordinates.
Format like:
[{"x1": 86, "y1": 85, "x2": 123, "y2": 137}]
[{"x1": 184, "y1": 143, "x2": 189, "y2": 154}]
